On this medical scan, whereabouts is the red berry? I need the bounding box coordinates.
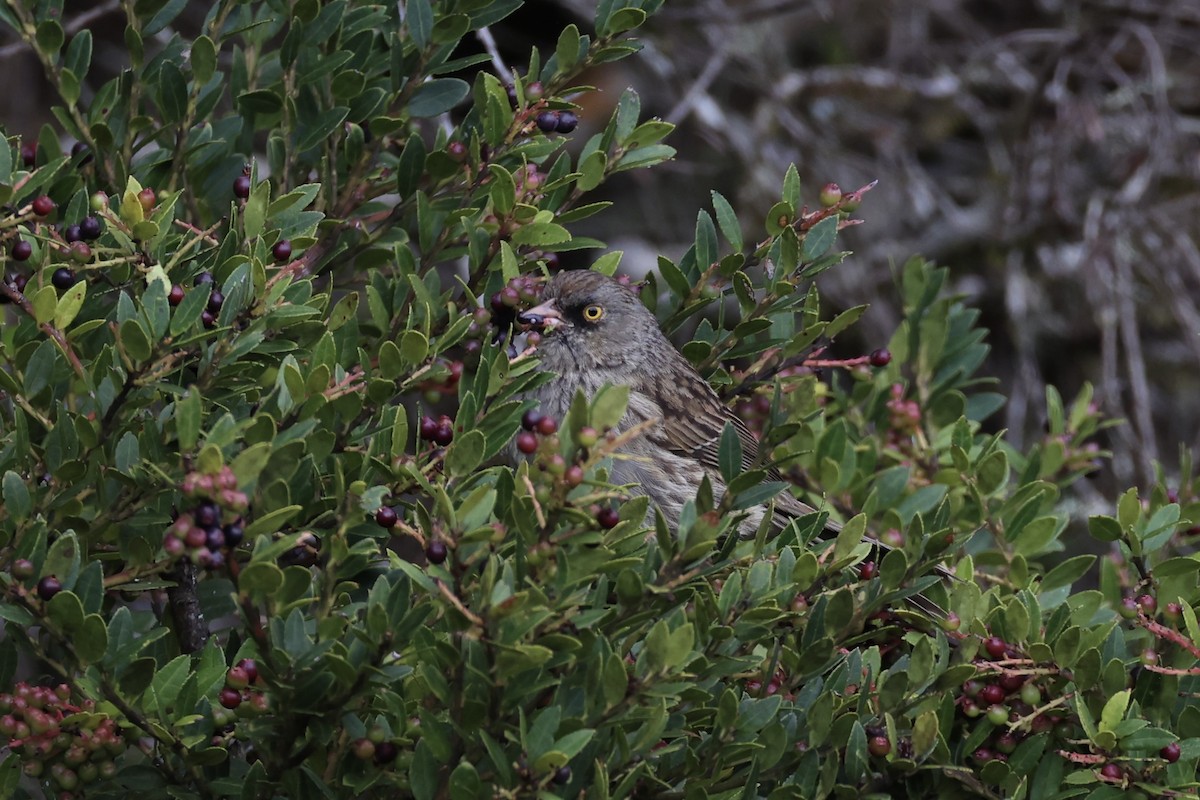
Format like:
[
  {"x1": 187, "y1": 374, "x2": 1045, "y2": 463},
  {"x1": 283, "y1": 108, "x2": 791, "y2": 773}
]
[
  {"x1": 233, "y1": 175, "x2": 252, "y2": 199},
  {"x1": 564, "y1": 465, "x2": 584, "y2": 486},
  {"x1": 137, "y1": 187, "x2": 157, "y2": 213},
  {"x1": 596, "y1": 508, "x2": 620, "y2": 529},
  {"x1": 819, "y1": 183, "x2": 843, "y2": 207},
  {"x1": 979, "y1": 684, "x2": 1006, "y2": 705},
  {"x1": 516, "y1": 431, "x2": 538, "y2": 454},
  {"x1": 983, "y1": 636, "x2": 1007, "y2": 659},
  {"x1": 858, "y1": 561, "x2": 877, "y2": 580},
  {"x1": 272, "y1": 239, "x2": 292, "y2": 262},
  {"x1": 31, "y1": 196, "x2": 55, "y2": 216},
  {"x1": 521, "y1": 410, "x2": 543, "y2": 431},
  {"x1": 419, "y1": 415, "x2": 438, "y2": 441},
  {"x1": 869, "y1": 348, "x2": 892, "y2": 368},
  {"x1": 168, "y1": 284, "x2": 185, "y2": 306},
  {"x1": 1161, "y1": 742, "x2": 1181, "y2": 763},
  {"x1": 225, "y1": 666, "x2": 250, "y2": 689},
  {"x1": 999, "y1": 673, "x2": 1025, "y2": 692},
  {"x1": 536, "y1": 416, "x2": 558, "y2": 436},
  {"x1": 425, "y1": 541, "x2": 448, "y2": 564},
  {"x1": 1136, "y1": 594, "x2": 1157, "y2": 615},
  {"x1": 1099, "y1": 763, "x2": 1122, "y2": 781},
  {"x1": 218, "y1": 688, "x2": 242, "y2": 709},
  {"x1": 20, "y1": 142, "x2": 35, "y2": 167},
  {"x1": 446, "y1": 141, "x2": 467, "y2": 162},
  {"x1": 995, "y1": 732, "x2": 1019, "y2": 754},
  {"x1": 37, "y1": 576, "x2": 62, "y2": 601},
  {"x1": 939, "y1": 612, "x2": 961, "y2": 632},
  {"x1": 867, "y1": 735, "x2": 891, "y2": 757},
  {"x1": 353, "y1": 738, "x2": 376, "y2": 761},
  {"x1": 375, "y1": 506, "x2": 398, "y2": 528},
  {"x1": 11, "y1": 240, "x2": 32, "y2": 261},
  {"x1": 236, "y1": 659, "x2": 259, "y2": 683}
]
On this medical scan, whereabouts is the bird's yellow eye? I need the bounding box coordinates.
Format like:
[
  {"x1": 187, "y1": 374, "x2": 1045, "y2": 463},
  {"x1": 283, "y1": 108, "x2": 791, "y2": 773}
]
[{"x1": 582, "y1": 304, "x2": 604, "y2": 322}]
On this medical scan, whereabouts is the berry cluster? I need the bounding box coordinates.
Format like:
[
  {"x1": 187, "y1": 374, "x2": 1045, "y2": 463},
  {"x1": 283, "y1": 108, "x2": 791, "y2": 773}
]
[
  {"x1": 418, "y1": 414, "x2": 455, "y2": 446},
  {"x1": 191, "y1": 271, "x2": 226, "y2": 328},
  {"x1": 351, "y1": 726, "x2": 400, "y2": 767},
  {"x1": 215, "y1": 658, "x2": 268, "y2": 716},
  {"x1": 535, "y1": 110, "x2": 579, "y2": 134},
  {"x1": 164, "y1": 466, "x2": 249, "y2": 568},
  {"x1": 744, "y1": 666, "x2": 795, "y2": 702},
  {"x1": 418, "y1": 358, "x2": 464, "y2": 405},
  {"x1": 0, "y1": 682, "x2": 123, "y2": 796},
  {"x1": 515, "y1": 410, "x2": 619, "y2": 529}
]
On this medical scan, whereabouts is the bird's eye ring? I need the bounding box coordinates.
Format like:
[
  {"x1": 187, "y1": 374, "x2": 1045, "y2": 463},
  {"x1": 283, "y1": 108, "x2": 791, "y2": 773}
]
[{"x1": 582, "y1": 304, "x2": 604, "y2": 322}]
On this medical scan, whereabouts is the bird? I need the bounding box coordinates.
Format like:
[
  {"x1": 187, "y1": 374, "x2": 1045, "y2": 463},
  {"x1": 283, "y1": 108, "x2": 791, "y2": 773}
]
[{"x1": 515, "y1": 268, "x2": 839, "y2": 539}]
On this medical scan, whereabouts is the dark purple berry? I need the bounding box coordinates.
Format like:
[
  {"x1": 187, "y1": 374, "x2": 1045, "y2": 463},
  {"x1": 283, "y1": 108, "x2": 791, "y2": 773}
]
[
  {"x1": 168, "y1": 284, "x2": 185, "y2": 306},
  {"x1": 79, "y1": 216, "x2": 102, "y2": 240},
  {"x1": 201, "y1": 311, "x2": 216, "y2": 329},
  {"x1": 218, "y1": 688, "x2": 242, "y2": 709},
  {"x1": 194, "y1": 271, "x2": 214, "y2": 286},
  {"x1": 869, "y1": 348, "x2": 892, "y2": 368},
  {"x1": 433, "y1": 421, "x2": 454, "y2": 446},
  {"x1": 373, "y1": 740, "x2": 397, "y2": 766},
  {"x1": 375, "y1": 507, "x2": 398, "y2": 528},
  {"x1": 62, "y1": 225, "x2": 82, "y2": 243},
  {"x1": 426, "y1": 541, "x2": 448, "y2": 564},
  {"x1": 20, "y1": 142, "x2": 35, "y2": 167},
  {"x1": 194, "y1": 501, "x2": 219, "y2": 529},
  {"x1": 272, "y1": 239, "x2": 292, "y2": 262},
  {"x1": 555, "y1": 111, "x2": 578, "y2": 133},
  {"x1": 983, "y1": 636, "x2": 1007, "y2": 659},
  {"x1": 37, "y1": 576, "x2": 62, "y2": 601},
  {"x1": 11, "y1": 240, "x2": 32, "y2": 261},
  {"x1": 553, "y1": 765, "x2": 572, "y2": 784},
  {"x1": 597, "y1": 508, "x2": 620, "y2": 529},
  {"x1": 536, "y1": 111, "x2": 559, "y2": 133},
  {"x1": 205, "y1": 528, "x2": 225, "y2": 550},
  {"x1": 233, "y1": 175, "x2": 252, "y2": 199},
  {"x1": 207, "y1": 290, "x2": 224, "y2": 313},
  {"x1": 419, "y1": 416, "x2": 438, "y2": 441},
  {"x1": 521, "y1": 410, "x2": 543, "y2": 431},
  {"x1": 51, "y1": 268, "x2": 75, "y2": 291},
  {"x1": 1161, "y1": 742, "x2": 1181, "y2": 763},
  {"x1": 71, "y1": 141, "x2": 91, "y2": 163},
  {"x1": 223, "y1": 524, "x2": 244, "y2": 547}
]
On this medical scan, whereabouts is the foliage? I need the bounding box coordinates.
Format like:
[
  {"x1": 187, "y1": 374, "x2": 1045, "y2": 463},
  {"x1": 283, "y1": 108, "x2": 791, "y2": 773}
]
[{"x1": 0, "y1": 2, "x2": 1198, "y2": 799}]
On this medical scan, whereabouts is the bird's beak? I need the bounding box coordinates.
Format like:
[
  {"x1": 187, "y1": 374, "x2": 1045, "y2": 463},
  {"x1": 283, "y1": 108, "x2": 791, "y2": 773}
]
[{"x1": 517, "y1": 298, "x2": 564, "y2": 330}]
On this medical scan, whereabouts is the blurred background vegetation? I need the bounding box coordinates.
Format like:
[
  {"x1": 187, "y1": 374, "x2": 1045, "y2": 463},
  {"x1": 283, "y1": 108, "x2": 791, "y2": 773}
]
[{"x1": 6, "y1": 0, "x2": 1198, "y2": 502}]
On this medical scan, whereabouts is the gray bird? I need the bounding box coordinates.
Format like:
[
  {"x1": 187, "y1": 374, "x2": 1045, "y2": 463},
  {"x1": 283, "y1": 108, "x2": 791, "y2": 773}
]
[{"x1": 516, "y1": 269, "x2": 839, "y2": 538}]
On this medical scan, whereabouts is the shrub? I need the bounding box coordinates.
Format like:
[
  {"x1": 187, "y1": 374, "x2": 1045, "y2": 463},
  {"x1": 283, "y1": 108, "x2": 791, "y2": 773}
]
[{"x1": 0, "y1": 2, "x2": 1197, "y2": 799}]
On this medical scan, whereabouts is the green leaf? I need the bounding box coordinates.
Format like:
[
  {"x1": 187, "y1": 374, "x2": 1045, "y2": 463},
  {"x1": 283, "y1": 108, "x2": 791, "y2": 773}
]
[
  {"x1": 401, "y1": 330, "x2": 429, "y2": 363},
  {"x1": 510, "y1": 222, "x2": 570, "y2": 246},
  {"x1": 2, "y1": 472, "x2": 30, "y2": 521},
  {"x1": 711, "y1": 191, "x2": 742, "y2": 252},
  {"x1": 555, "y1": 24, "x2": 581, "y2": 72},
  {"x1": 115, "y1": 432, "x2": 140, "y2": 475},
  {"x1": 1087, "y1": 515, "x2": 1122, "y2": 542},
  {"x1": 23, "y1": 340, "x2": 56, "y2": 397},
  {"x1": 718, "y1": 422, "x2": 742, "y2": 483},
  {"x1": 406, "y1": 0, "x2": 432, "y2": 48},
  {"x1": 1099, "y1": 690, "x2": 1129, "y2": 734},
  {"x1": 119, "y1": 318, "x2": 152, "y2": 362},
  {"x1": 157, "y1": 61, "x2": 188, "y2": 124},
  {"x1": 409, "y1": 79, "x2": 469, "y2": 117},
  {"x1": 191, "y1": 35, "x2": 217, "y2": 84},
  {"x1": 1117, "y1": 487, "x2": 1140, "y2": 529},
  {"x1": 244, "y1": 178, "x2": 270, "y2": 239},
  {"x1": 446, "y1": 430, "x2": 485, "y2": 476},
  {"x1": 245, "y1": 506, "x2": 303, "y2": 539},
  {"x1": 296, "y1": 106, "x2": 350, "y2": 152},
  {"x1": 801, "y1": 216, "x2": 838, "y2": 261},
  {"x1": 577, "y1": 150, "x2": 607, "y2": 192},
  {"x1": 174, "y1": 389, "x2": 202, "y2": 452}
]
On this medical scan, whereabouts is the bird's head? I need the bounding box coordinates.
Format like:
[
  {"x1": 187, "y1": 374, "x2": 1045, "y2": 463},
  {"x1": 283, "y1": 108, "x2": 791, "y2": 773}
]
[{"x1": 518, "y1": 270, "x2": 661, "y2": 372}]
